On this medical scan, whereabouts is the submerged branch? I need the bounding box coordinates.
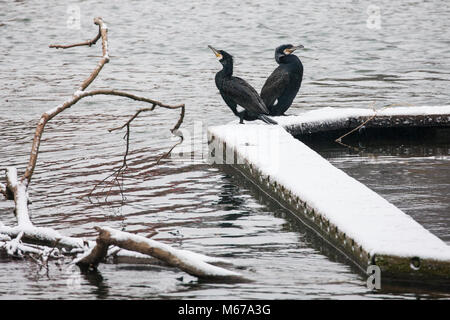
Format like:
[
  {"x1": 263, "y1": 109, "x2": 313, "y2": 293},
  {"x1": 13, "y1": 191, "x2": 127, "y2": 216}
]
[
  {"x1": 335, "y1": 102, "x2": 414, "y2": 149},
  {"x1": 77, "y1": 227, "x2": 243, "y2": 280}
]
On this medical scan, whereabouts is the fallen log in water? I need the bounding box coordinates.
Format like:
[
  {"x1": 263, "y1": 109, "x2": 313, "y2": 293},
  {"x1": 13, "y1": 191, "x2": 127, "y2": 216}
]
[
  {"x1": 76, "y1": 227, "x2": 243, "y2": 280},
  {"x1": 0, "y1": 162, "x2": 240, "y2": 280}
]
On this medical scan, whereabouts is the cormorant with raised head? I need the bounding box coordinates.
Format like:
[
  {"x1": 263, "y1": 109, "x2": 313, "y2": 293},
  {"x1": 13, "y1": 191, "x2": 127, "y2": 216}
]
[
  {"x1": 261, "y1": 44, "x2": 304, "y2": 116},
  {"x1": 208, "y1": 45, "x2": 277, "y2": 125}
]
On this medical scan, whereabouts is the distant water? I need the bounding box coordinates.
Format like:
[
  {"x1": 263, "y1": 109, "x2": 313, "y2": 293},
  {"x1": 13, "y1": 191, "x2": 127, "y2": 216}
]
[{"x1": 0, "y1": 0, "x2": 449, "y2": 299}]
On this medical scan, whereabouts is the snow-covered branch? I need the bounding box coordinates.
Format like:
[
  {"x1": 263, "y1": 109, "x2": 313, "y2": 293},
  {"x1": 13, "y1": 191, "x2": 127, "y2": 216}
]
[
  {"x1": 0, "y1": 182, "x2": 7, "y2": 199},
  {"x1": 0, "y1": 17, "x2": 242, "y2": 283},
  {"x1": 76, "y1": 227, "x2": 242, "y2": 280}
]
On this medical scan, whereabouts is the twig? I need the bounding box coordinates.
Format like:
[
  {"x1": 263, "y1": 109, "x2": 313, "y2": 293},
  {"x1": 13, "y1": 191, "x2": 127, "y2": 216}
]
[
  {"x1": 49, "y1": 27, "x2": 101, "y2": 49},
  {"x1": 85, "y1": 100, "x2": 184, "y2": 204},
  {"x1": 335, "y1": 102, "x2": 376, "y2": 143},
  {"x1": 81, "y1": 90, "x2": 184, "y2": 110},
  {"x1": 335, "y1": 102, "x2": 414, "y2": 144},
  {"x1": 155, "y1": 131, "x2": 184, "y2": 165}
]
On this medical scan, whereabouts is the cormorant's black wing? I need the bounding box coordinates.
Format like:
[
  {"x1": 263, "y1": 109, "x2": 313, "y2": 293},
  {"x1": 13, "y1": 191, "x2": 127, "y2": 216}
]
[
  {"x1": 260, "y1": 67, "x2": 290, "y2": 109},
  {"x1": 221, "y1": 76, "x2": 270, "y2": 115},
  {"x1": 219, "y1": 91, "x2": 239, "y2": 116}
]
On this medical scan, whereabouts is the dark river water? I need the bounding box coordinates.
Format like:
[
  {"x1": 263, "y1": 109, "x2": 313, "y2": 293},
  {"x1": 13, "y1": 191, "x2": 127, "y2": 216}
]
[{"x1": 0, "y1": 0, "x2": 449, "y2": 299}]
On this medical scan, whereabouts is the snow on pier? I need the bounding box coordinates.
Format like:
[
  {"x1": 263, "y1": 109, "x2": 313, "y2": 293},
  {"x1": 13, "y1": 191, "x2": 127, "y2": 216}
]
[
  {"x1": 207, "y1": 106, "x2": 450, "y2": 284},
  {"x1": 278, "y1": 105, "x2": 450, "y2": 138}
]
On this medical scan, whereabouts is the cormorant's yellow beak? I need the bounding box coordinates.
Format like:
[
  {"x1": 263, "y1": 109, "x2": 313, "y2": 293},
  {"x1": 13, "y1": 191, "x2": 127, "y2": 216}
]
[
  {"x1": 284, "y1": 45, "x2": 304, "y2": 55},
  {"x1": 208, "y1": 45, "x2": 223, "y2": 60}
]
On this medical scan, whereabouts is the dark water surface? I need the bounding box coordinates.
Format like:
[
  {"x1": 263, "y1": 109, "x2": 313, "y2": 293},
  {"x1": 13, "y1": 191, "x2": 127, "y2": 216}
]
[
  {"x1": 304, "y1": 129, "x2": 450, "y2": 244},
  {"x1": 0, "y1": 0, "x2": 449, "y2": 299}
]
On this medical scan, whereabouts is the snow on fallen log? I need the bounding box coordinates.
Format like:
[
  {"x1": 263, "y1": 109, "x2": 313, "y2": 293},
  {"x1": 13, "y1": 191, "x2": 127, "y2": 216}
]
[
  {"x1": 5, "y1": 167, "x2": 32, "y2": 228},
  {"x1": 76, "y1": 227, "x2": 243, "y2": 280},
  {"x1": 0, "y1": 225, "x2": 85, "y2": 250},
  {"x1": 0, "y1": 182, "x2": 8, "y2": 199},
  {"x1": 0, "y1": 236, "x2": 61, "y2": 258},
  {"x1": 4, "y1": 231, "x2": 24, "y2": 256},
  {"x1": 1, "y1": 166, "x2": 85, "y2": 251},
  {"x1": 0, "y1": 234, "x2": 11, "y2": 241}
]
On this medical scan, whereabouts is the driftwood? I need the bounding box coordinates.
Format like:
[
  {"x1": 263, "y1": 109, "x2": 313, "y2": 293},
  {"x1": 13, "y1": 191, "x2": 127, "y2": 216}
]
[
  {"x1": 76, "y1": 227, "x2": 242, "y2": 279},
  {"x1": 0, "y1": 201, "x2": 240, "y2": 279},
  {"x1": 0, "y1": 17, "x2": 241, "y2": 281}
]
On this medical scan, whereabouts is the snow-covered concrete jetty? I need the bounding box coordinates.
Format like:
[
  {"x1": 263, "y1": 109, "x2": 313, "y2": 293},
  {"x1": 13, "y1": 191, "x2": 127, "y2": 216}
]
[
  {"x1": 278, "y1": 105, "x2": 450, "y2": 139},
  {"x1": 208, "y1": 106, "x2": 450, "y2": 286}
]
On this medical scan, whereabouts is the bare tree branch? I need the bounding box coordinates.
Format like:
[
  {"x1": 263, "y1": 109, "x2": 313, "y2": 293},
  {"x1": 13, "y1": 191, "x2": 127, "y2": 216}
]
[
  {"x1": 49, "y1": 27, "x2": 101, "y2": 49},
  {"x1": 0, "y1": 17, "x2": 240, "y2": 283},
  {"x1": 22, "y1": 17, "x2": 184, "y2": 187},
  {"x1": 76, "y1": 227, "x2": 243, "y2": 280},
  {"x1": 49, "y1": 17, "x2": 109, "y2": 91}
]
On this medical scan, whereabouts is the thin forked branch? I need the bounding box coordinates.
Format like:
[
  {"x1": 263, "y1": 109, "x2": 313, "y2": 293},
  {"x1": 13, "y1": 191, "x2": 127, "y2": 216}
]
[
  {"x1": 22, "y1": 17, "x2": 185, "y2": 193},
  {"x1": 22, "y1": 17, "x2": 110, "y2": 186},
  {"x1": 49, "y1": 17, "x2": 109, "y2": 91},
  {"x1": 86, "y1": 103, "x2": 184, "y2": 204},
  {"x1": 335, "y1": 102, "x2": 414, "y2": 147},
  {"x1": 49, "y1": 28, "x2": 101, "y2": 49}
]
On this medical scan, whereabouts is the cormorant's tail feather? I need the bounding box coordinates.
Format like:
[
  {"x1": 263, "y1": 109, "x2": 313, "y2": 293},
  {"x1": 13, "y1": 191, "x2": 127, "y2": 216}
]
[{"x1": 258, "y1": 114, "x2": 278, "y2": 125}]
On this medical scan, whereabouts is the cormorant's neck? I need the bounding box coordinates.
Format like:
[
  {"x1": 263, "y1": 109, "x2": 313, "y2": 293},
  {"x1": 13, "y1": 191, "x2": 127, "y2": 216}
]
[
  {"x1": 279, "y1": 54, "x2": 301, "y2": 65},
  {"x1": 220, "y1": 60, "x2": 233, "y2": 77}
]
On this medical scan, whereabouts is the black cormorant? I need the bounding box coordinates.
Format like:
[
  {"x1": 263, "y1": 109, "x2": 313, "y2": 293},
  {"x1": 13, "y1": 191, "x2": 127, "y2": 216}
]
[
  {"x1": 261, "y1": 44, "x2": 304, "y2": 116},
  {"x1": 208, "y1": 45, "x2": 277, "y2": 125}
]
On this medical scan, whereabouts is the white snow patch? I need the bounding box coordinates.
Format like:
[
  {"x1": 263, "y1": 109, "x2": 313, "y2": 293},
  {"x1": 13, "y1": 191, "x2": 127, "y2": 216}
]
[
  {"x1": 5, "y1": 231, "x2": 24, "y2": 256},
  {"x1": 0, "y1": 234, "x2": 11, "y2": 241},
  {"x1": 275, "y1": 105, "x2": 450, "y2": 128},
  {"x1": 73, "y1": 90, "x2": 84, "y2": 98},
  {"x1": 0, "y1": 225, "x2": 84, "y2": 249}
]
